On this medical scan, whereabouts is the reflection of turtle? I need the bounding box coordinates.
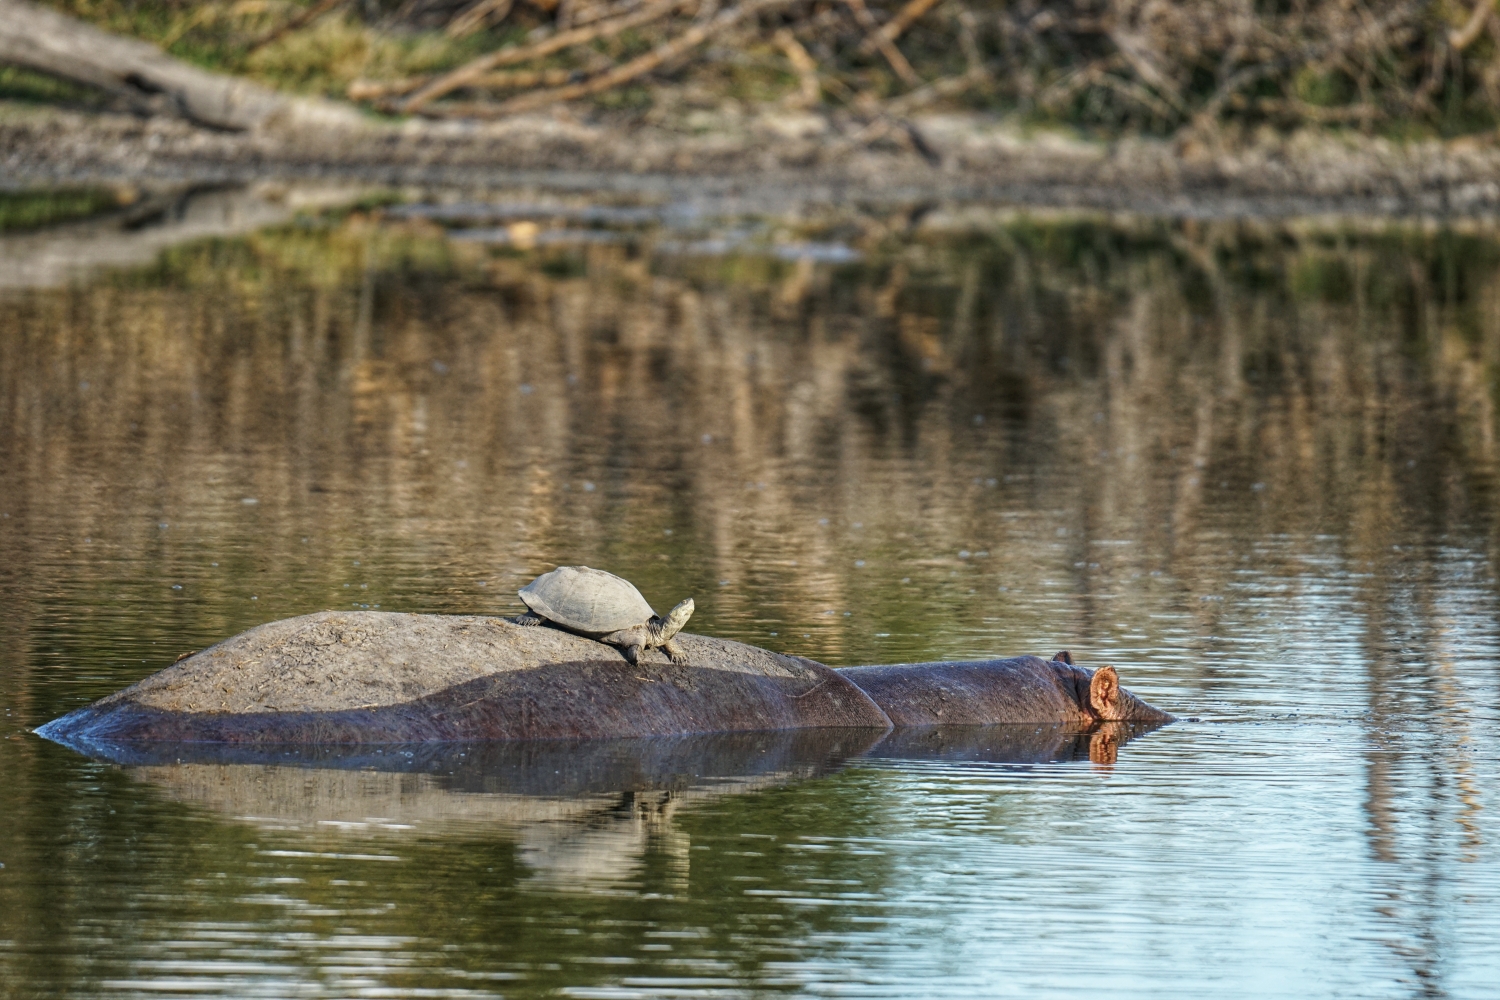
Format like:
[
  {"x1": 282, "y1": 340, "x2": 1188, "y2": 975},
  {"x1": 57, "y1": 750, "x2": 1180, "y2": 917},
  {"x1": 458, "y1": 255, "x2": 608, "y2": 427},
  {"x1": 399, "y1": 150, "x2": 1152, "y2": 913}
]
[{"x1": 511, "y1": 566, "x2": 695, "y2": 665}]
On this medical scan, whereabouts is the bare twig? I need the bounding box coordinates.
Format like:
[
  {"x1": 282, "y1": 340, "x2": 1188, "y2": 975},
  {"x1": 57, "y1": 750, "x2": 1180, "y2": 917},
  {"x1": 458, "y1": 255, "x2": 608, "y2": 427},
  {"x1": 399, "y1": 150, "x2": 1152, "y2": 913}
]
[
  {"x1": 247, "y1": 0, "x2": 348, "y2": 53},
  {"x1": 1106, "y1": 28, "x2": 1188, "y2": 116},
  {"x1": 446, "y1": 0, "x2": 514, "y2": 38},
  {"x1": 1253, "y1": 97, "x2": 1382, "y2": 122},
  {"x1": 351, "y1": 67, "x2": 579, "y2": 99},
  {"x1": 774, "y1": 27, "x2": 821, "y2": 106},
  {"x1": 1451, "y1": 0, "x2": 1496, "y2": 52},
  {"x1": 886, "y1": 61, "x2": 989, "y2": 115},
  {"x1": 432, "y1": 0, "x2": 800, "y2": 116},
  {"x1": 401, "y1": 0, "x2": 689, "y2": 112},
  {"x1": 858, "y1": 0, "x2": 940, "y2": 53},
  {"x1": 1190, "y1": 0, "x2": 1426, "y2": 127},
  {"x1": 571, "y1": 0, "x2": 655, "y2": 27},
  {"x1": 842, "y1": 0, "x2": 919, "y2": 86}
]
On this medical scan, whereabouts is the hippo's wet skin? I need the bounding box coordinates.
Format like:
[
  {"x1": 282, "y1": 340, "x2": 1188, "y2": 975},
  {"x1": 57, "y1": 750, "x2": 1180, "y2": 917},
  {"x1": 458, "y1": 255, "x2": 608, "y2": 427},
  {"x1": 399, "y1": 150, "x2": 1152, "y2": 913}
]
[
  {"x1": 35, "y1": 613, "x2": 1173, "y2": 747},
  {"x1": 836, "y1": 650, "x2": 1175, "y2": 728}
]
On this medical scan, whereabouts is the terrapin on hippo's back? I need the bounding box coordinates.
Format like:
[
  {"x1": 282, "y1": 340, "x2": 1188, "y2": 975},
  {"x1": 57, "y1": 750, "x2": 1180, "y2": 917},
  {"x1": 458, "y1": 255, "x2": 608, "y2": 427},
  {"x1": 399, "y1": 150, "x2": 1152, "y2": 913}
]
[{"x1": 512, "y1": 565, "x2": 695, "y2": 665}]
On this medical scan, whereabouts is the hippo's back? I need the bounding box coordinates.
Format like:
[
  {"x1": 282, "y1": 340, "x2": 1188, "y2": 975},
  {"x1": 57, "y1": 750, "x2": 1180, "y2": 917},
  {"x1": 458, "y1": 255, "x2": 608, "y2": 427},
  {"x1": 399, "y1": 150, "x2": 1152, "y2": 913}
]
[
  {"x1": 837, "y1": 656, "x2": 1091, "y2": 726},
  {"x1": 36, "y1": 611, "x2": 895, "y2": 745}
]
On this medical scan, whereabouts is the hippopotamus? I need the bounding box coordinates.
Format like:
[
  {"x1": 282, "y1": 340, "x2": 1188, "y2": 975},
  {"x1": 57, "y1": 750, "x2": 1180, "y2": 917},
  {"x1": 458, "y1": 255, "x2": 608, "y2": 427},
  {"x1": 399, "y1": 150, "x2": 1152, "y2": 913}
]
[
  {"x1": 836, "y1": 650, "x2": 1174, "y2": 729},
  {"x1": 33, "y1": 612, "x2": 1173, "y2": 748}
]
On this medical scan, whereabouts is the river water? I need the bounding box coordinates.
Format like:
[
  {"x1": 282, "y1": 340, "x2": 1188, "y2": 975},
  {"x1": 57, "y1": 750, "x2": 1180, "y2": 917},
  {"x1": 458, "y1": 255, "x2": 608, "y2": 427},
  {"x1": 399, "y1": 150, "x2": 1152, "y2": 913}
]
[{"x1": 2, "y1": 195, "x2": 1498, "y2": 998}]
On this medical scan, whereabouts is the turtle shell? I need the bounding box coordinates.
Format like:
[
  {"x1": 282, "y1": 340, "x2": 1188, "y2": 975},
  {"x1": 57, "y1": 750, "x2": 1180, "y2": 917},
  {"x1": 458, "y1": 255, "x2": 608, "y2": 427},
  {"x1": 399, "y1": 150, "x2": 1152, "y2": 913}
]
[{"x1": 517, "y1": 566, "x2": 656, "y2": 634}]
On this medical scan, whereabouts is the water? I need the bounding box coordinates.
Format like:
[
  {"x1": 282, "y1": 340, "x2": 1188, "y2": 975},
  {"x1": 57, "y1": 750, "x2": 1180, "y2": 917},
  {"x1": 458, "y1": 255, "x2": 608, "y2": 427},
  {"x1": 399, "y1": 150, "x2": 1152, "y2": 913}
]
[{"x1": 2, "y1": 198, "x2": 1499, "y2": 997}]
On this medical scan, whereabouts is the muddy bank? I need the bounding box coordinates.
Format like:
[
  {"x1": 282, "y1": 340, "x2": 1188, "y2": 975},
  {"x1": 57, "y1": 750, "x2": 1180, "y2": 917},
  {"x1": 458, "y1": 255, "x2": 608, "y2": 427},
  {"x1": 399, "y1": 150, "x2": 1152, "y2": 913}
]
[{"x1": 7, "y1": 102, "x2": 1500, "y2": 216}]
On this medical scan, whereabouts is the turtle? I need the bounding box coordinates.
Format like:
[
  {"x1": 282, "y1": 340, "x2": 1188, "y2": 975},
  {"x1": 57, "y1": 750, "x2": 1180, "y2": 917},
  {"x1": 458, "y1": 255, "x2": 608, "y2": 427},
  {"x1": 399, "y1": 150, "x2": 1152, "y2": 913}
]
[{"x1": 510, "y1": 565, "x2": 695, "y2": 665}]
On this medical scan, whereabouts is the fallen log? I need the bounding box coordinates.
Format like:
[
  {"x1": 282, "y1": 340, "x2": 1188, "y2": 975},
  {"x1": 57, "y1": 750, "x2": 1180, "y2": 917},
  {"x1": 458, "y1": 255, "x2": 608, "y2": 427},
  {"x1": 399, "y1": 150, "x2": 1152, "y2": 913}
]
[{"x1": 0, "y1": 0, "x2": 363, "y2": 131}]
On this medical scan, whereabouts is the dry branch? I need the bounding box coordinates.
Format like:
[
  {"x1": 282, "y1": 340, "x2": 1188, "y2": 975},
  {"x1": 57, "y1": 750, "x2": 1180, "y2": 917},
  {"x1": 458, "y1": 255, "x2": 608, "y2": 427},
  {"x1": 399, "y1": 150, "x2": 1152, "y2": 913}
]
[
  {"x1": 1451, "y1": 0, "x2": 1496, "y2": 52},
  {"x1": 446, "y1": 0, "x2": 515, "y2": 37},
  {"x1": 248, "y1": 0, "x2": 350, "y2": 52},
  {"x1": 886, "y1": 60, "x2": 989, "y2": 114},
  {"x1": 350, "y1": 67, "x2": 581, "y2": 99},
  {"x1": 437, "y1": 0, "x2": 800, "y2": 116},
  {"x1": 842, "y1": 0, "x2": 919, "y2": 85},
  {"x1": 858, "y1": 0, "x2": 940, "y2": 53},
  {"x1": 401, "y1": 0, "x2": 689, "y2": 111},
  {"x1": 775, "y1": 28, "x2": 821, "y2": 106}
]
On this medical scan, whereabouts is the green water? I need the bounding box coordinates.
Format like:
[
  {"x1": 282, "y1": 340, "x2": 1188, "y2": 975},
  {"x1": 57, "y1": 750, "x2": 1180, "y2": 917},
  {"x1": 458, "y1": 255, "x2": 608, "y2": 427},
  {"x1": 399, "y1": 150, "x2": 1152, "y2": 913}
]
[{"x1": 2, "y1": 200, "x2": 1498, "y2": 997}]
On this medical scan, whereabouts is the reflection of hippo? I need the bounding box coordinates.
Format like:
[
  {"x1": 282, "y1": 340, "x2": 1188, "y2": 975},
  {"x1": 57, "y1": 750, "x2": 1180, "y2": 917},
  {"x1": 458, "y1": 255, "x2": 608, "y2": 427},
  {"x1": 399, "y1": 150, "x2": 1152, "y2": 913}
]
[
  {"x1": 34, "y1": 612, "x2": 1172, "y2": 747},
  {"x1": 74, "y1": 725, "x2": 1145, "y2": 894}
]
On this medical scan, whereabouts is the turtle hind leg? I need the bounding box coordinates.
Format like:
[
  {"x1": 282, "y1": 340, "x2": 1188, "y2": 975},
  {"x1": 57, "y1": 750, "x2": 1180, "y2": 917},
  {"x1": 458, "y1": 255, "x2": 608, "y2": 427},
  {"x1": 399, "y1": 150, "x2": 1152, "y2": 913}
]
[
  {"x1": 511, "y1": 611, "x2": 546, "y2": 626},
  {"x1": 661, "y1": 638, "x2": 688, "y2": 665},
  {"x1": 618, "y1": 643, "x2": 643, "y2": 665}
]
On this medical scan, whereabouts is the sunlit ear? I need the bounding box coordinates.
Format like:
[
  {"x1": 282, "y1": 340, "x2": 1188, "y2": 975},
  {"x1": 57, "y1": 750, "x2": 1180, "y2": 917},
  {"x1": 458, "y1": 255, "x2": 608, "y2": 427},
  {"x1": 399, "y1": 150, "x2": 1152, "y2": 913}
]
[
  {"x1": 1052, "y1": 650, "x2": 1073, "y2": 665},
  {"x1": 1089, "y1": 665, "x2": 1121, "y2": 718}
]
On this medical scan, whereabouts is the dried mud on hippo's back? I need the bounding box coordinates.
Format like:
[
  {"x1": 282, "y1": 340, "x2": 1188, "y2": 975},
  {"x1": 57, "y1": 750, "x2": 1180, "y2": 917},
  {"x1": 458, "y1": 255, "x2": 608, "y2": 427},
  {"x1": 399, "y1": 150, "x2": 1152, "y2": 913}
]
[{"x1": 34, "y1": 610, "x2": 894, "y2": 745}]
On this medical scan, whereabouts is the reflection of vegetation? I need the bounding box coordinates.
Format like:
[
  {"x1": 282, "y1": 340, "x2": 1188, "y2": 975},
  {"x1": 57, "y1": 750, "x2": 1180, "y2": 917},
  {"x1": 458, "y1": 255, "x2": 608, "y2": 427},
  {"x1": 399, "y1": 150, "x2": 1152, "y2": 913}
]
[
  {"x1": 2, "y1": 209, "x2": 1499, "y2": 716},
  {"x1": 3, "y1": 209, "x2": 1498, "y2": 996},
  {"x1": 0, "y1": 187, "x2": 126, "y2": 232}
]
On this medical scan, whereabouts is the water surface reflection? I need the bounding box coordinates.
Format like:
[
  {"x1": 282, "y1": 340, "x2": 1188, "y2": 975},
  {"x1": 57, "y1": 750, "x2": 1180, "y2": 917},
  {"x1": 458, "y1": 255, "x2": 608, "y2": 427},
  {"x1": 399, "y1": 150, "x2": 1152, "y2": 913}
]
[{"x1": 2, "y1": 207, "x2": 1499, "y2": 996}]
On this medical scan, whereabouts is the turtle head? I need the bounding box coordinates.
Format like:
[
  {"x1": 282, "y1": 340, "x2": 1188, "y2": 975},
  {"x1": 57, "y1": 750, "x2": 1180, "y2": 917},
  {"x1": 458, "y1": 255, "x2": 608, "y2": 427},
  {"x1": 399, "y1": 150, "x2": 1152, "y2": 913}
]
[{"x1": 657, "y1": 598, "x2": 694, "y2": 640}]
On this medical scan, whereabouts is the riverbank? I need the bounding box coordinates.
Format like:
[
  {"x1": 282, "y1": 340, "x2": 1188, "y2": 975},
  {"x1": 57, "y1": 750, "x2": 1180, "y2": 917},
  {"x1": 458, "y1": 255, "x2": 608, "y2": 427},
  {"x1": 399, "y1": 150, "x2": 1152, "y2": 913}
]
[{"x1": 8, "y1": 99, "x2": 1500, "y2": 217}]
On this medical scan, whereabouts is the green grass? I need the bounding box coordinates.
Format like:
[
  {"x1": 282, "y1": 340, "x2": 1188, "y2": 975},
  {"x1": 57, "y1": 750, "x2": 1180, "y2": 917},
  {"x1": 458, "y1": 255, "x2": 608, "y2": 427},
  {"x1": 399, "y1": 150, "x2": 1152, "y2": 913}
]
[
  {"x1": 0, "y1": 65, "x2": 112, "y2": 107},
  {"x1": 0, "y1": 188, "x2": 128, "y2": 232}
]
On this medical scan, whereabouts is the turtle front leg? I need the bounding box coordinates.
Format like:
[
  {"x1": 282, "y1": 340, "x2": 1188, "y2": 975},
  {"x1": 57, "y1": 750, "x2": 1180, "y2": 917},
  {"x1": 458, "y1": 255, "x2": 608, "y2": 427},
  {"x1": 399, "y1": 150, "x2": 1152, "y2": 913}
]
[
  {"x1": 660, "y1": 638, "x2": 688, "y2": 665},
  {"x1": 511, "y1": 610, "x2": 546, "y2": 626},
  {"x1": 619, "y1": 643, "x2": 643, "y2": 665}
]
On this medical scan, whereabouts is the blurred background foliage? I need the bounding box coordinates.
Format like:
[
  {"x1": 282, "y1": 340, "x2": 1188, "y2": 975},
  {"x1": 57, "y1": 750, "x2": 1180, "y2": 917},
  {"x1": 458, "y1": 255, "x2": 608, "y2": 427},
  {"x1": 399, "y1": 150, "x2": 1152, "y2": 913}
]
[{"x1": 18, "y1": 0, "x2": 1500, "y2": 138}]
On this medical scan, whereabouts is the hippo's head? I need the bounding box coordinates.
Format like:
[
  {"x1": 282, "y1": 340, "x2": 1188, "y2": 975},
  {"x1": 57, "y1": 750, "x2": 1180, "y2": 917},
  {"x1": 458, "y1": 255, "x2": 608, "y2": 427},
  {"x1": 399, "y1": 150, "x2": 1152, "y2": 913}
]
[
  {"x1": 1050, "y1": 651, "x2": 1173, "y2": 725},
  {"x1": 1081, "y1": 664, "x2": 1175, "y2": 724}
]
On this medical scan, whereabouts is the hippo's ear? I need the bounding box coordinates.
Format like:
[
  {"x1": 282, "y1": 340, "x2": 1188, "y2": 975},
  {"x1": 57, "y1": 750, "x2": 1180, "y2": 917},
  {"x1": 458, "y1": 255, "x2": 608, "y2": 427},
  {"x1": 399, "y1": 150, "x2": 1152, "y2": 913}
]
[{"x1": 1089, "y1": 665, "x2": 1121, "y2": 719}]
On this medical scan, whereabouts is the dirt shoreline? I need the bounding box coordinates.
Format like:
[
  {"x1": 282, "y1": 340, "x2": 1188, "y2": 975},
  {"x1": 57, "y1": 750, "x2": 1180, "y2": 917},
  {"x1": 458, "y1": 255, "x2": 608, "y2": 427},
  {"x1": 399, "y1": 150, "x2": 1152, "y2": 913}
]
[{"x1": 8, "y1": 101, "x2": 1500, "y2": 217}]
